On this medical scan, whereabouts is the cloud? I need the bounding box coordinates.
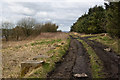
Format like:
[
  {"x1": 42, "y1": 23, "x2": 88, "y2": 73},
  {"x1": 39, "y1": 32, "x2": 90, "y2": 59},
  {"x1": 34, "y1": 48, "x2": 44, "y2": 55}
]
[
  {"x1": 1, "y1": 0, "x2": 105, "y2": 31},
  {"x1": 2, "y1": 0, "x2": 104, "y2": 2},
  {"x1": 9, "y1": 5, "x2": 35, "y2": 16}
]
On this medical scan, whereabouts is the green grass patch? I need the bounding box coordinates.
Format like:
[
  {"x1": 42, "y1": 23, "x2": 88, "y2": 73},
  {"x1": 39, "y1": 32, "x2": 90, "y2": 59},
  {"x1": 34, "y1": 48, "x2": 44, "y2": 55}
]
[
  {"x1": 47, "y1": 49, "x2": 55, "y2": 54},
  {"x1": 24, "y1": 44, "x2": 28, "y2": 47},
  {"x1": 42, "y1": 62, "x2": 51, "y2": 72},
  {"x1": 15, "y1": 45, "x2": 22, "y2": 49},
  {"x1": 78, "y1": 39, "x2": 105, "y2": 78}
]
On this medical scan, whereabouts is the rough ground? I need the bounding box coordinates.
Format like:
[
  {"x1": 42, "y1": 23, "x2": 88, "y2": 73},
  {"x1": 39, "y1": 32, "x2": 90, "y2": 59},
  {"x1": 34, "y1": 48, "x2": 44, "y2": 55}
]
[
  {"x1": 2, "y1": 33, "x2": 119, "y2": 78},
  {"x1": 47, "y1": 35, "x2": 119, "y2": 79},
  {"x1": 79, "y1": 36, "x2": 119, "y2": 78},
  {"x1": 2, "y1": 32, "x2": 68, "y2": 78},
  {"x1": 47, "y1": 36, "x2": 91, "y2": 79}
]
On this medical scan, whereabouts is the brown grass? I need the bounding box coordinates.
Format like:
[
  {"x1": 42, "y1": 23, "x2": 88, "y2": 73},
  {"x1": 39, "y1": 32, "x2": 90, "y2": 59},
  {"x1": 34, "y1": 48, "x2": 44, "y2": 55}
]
[{"x1": 2, "y1": 32, "x2": 68, "y2": 78}]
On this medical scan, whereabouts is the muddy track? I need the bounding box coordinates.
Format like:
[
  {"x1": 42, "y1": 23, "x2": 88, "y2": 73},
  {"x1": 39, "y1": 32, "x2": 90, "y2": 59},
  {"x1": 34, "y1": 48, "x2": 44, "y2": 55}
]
[
  {"x1": 47, "y1": 36, "x2": 91, "y2": 79},
  {"x1": 79, "y1": 36, "x2": 119, "y2": 78}
]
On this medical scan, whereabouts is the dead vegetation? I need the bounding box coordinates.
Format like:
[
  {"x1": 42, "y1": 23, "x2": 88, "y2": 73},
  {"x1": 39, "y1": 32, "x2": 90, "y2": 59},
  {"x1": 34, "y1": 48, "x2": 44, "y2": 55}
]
[{"x1": 2, "y1": 32, "x2": 68, "y2": 78}]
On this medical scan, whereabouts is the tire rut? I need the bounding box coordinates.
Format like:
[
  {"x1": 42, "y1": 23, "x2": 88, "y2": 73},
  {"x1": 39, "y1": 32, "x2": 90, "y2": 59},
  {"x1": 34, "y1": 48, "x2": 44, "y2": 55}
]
[
  {"x1": 79, "y1": 36, "x2": 119, "y2": 78},
  {"x1": 47, "y1": 36, "x2": 91, "y2": 79}
]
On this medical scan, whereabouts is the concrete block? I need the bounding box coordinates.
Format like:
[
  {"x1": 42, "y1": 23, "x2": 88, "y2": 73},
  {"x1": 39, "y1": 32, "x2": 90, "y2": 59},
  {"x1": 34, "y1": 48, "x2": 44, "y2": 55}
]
[{"x1": 21, "y1": 60, "x2": 44, "y2": 77}]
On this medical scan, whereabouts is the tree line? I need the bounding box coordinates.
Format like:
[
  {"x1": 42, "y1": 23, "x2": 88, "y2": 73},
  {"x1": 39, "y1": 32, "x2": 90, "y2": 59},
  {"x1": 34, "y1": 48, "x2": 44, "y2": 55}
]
[
  {"x1": 2, "y1": 17, "x2": 60, "y2": 41},
  {"x1": 70, "y1": 2, "x2": 120, "y2": 38}
]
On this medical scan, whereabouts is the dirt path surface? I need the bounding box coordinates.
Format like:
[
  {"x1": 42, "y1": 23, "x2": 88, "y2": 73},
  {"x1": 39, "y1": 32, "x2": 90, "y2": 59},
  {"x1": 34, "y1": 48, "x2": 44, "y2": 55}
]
[
  {"x1": 79, "y1": 36, "x2": 119, "y2": 78},
  {"x1": 47, "y1": 35, "x2": 119, "y2": 79},
  {"x1": 47, "y1": 36, "x2": 91, "y2": 79}
]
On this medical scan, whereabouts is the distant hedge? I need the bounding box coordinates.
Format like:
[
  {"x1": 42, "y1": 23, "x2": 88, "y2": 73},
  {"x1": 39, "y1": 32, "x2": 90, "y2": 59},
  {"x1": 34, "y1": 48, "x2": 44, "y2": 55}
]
[{"x1": 2, "y1": 17, "x2": 59, "y2": 41}]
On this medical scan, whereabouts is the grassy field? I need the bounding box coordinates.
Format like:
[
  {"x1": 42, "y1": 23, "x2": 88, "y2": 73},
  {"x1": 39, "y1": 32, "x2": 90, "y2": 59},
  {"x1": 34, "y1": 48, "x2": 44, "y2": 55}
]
[{"x1": 2, "y1": 32, "x2": 69, "y2": 78}]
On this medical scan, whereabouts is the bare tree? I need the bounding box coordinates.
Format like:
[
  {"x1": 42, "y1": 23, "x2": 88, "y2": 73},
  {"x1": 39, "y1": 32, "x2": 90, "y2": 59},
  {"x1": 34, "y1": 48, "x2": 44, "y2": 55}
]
[
  {"x1": 33, "y1": 23, "x2": 42, "y2": 35},
  {"x1": 17, "y1": 17, "x2": 36, "y2": 37},
  {"x1": 13, "y1": 26, "x2": 24, "y2": 40},
  {"x1": 2, "y1": 22, "x2": 13, "y2": 41}
]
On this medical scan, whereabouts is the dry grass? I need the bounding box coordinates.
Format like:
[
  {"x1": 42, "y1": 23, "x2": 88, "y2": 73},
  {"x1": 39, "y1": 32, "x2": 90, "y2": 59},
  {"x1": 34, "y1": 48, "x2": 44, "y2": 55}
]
[
  {"x1": 2, "y1": 32, "x2": 68, "y2": 49},
  {"x1": 89, "y1": 33, "x2": 120, "y2": 54},
  {"x1": 2, "y1": 32, "x2": 68, "y2": 78}
]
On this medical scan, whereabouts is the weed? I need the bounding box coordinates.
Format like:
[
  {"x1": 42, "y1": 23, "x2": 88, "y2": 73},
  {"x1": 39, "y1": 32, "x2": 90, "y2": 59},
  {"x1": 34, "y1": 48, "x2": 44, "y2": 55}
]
[
  {"x1": 24, "y1": 44, "x2": 28, "y2": 47},
  {"x1": 15, "y1": 45, "x2": 22, "y2": 49}
]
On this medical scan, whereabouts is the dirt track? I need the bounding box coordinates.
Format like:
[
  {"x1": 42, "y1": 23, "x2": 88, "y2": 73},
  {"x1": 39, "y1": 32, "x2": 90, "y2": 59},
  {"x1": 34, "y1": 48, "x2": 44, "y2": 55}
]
[
  {"x1": 47, "y1": 35, "x2": 119, "y2": 79},
  {"x1": 79, "y1": 36, "x2": 119, "y2": 78},
  {"x1": 47, "y1": 36, "x2": 91, "y2": 79}
]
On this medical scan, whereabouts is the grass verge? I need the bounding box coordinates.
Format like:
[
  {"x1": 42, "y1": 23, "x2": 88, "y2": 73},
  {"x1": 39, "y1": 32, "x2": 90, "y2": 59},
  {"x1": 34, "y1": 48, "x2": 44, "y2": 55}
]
[
  {"x1": 89, "y1": 35, "x2": 120, "y2": 54},
  {"x1": 26, "y1": 38, "x2": 70, "y2": 78}
]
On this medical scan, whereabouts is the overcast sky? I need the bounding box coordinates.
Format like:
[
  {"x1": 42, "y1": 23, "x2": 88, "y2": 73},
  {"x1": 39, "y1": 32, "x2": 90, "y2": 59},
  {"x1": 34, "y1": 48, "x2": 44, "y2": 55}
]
[{"x1": 0, "y1": 0, "x2": 105, "y2": 31}]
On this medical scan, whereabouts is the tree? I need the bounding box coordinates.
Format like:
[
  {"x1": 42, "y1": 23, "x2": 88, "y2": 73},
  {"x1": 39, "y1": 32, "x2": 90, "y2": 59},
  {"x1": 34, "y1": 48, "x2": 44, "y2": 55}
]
[
  {"x1": 70, "y1": 5, "x2": 106, "y2": 34},
  {"x1": 105, "y1": 2, "x2": 120, "y2": 38},
  {"x1": 13, "y1": 26, "x2": 24, "y2": 40},
  {"x1": 33, "y1": 23, "x2": 42, "y2": 35},
  {"x1": 40, "y1": 22, "x2": 58, "y2": 32},
  {"x1": 2, "y1": 22, "x2": 13, "y2": 41},
  {"x1": 17, "y1": 17, "x2": 36, "y2": 37}
]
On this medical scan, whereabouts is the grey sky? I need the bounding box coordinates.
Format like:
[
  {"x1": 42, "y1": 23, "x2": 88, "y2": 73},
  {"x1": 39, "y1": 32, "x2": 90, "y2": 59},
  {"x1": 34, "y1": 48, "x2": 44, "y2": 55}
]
[{"x1": 0, "y1": 0, "x2": 105, "y2": 31}]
